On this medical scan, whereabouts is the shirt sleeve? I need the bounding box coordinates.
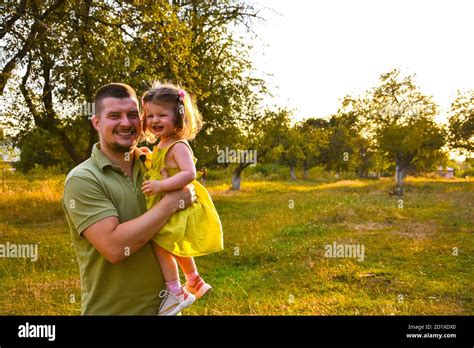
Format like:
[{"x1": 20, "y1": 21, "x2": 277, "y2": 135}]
[{"x1": 63, "y1": 175, "x2": 119, "y2": 235}]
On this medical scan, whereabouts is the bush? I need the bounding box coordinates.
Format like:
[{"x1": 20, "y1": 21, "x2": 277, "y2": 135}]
[
  {"x1": 201, "y1": 167, "x2": 232, "y2": 181},
  {"x1": 27, "y1": 164, "x2": 66, "y2": 179},
  {"x1": 15, "y1": 128, "x2": 75, "y2": 173},
  {"x1": 255, "y1": 163, "x2": 280, "y2": 176},
  {"x1": 458, "y1": 168, "x2": 474, "y2": 178}
]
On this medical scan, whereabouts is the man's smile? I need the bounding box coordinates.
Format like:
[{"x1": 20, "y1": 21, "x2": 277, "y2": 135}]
[{"x1": 115, "y1": 128, "x2": 136, "y2": 137}]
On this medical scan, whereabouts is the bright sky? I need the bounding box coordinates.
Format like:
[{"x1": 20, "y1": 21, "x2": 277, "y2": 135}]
[{"x1": 250, "y1": 0, "x2": 474, "y2": 123}]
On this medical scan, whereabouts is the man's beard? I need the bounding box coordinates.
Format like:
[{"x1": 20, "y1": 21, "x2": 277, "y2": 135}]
[
  {"x1": 106, "y1": 126, "x2": 138, "y2": 154},
  {"x1": 109, "y1": 141, "x2": 135, "y2": 153}
]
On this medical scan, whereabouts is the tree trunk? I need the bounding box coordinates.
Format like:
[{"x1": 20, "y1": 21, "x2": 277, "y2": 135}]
[
  {"x1": 231, "y1": 168, "x2": 241, "y2": 190},
  {"x1": 78, "y1": 0, "x2": 97, "y2": 162},
  {"x1": 303, "y1": 161, "x2": 309, "y2": 179},
  {"x1": 232, "y1": 163, "x2": 250, "y2": 190},
  {"x1": 290, "y1": 165, "x2": 297, "y2": 181},
  {"x1": 357, "y1": 161, "x2": 369, "y2": 178},
  {"x1": 395, "y1": 163, "x2": 406, "y2": 197}
]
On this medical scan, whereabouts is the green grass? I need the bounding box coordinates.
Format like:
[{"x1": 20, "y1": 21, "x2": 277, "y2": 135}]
[{"x1": 0, "y1": 172, "x2": 472, "y2": 315}]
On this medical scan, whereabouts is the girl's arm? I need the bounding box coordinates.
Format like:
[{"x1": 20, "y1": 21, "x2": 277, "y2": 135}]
[{"x1": 142, "y1": 143, "x2": 196, "y2": 196}]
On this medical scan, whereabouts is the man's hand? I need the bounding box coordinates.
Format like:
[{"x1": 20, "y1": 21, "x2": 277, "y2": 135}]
[
  {"x1": 160, "y1": 168, "x2": 196, "y2": 211},
  {"x1": 141, "y1": 180, "x2": 163, "y2": 196}
]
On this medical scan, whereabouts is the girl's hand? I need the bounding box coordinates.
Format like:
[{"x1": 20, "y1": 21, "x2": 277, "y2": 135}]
[{"x1": 141, "y1": 180, "x2": 163, "y2": 196}]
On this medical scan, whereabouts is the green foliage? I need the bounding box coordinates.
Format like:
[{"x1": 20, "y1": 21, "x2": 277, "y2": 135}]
[
  {"x1": 322, "y1": 112, "x2": 360, "y2": 174},
  {"x1": 448, "y1": 90, "x2": 474, "y2": 155},
  {"x1": 252, "y1": 108, "x2": 294, "y2": 163},
  {"x1": 456, "y1": 158, "x2": 474, "y2": 178},
  {"x1": 14, "y1": 116, "x2": 90, "y2": 173},
  {"x1": 15, "y1": 127, "x2": 75, "y2": 173},
  {"x1": 2, "y1": 0, "x2": 265, "y2": 166},
  {"x1": 340, "y1": 69, "x2": 448, "y2": 193},
  {"x1": 2, "y1": 1, "x2": 465, "y2": 188},
  {"x1": 298, "y1": 118, "x2": 330, "y2": 173}
]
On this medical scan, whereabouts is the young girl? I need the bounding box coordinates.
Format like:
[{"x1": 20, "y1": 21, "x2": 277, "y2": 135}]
[{"x1": 141, "y1": 82, "x2": 223, "y2": 316}]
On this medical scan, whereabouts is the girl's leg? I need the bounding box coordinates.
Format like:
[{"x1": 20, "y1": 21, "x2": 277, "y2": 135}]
[
  {"x1": 174, "y1": 255, "x2": 197, "y2": 274},
  {"x1": 153, "y1": 243, "x2": 180, "y2": 293},
  {"x1": 175, "y1": 255, "x2": 199, "y2": 286},
  {"x1": 175, "y1": 255, "x2": 212, "y2": 298},
  {"x1": 153, "y1": 244, "x2": 195, "y2": 315}
]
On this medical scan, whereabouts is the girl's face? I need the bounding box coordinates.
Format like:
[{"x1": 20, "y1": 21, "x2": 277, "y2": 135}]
[{"x1": 144, "y1": 102, "x2": 177, "y2": 139}]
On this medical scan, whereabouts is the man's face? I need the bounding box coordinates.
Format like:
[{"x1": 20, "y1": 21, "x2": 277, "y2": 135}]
[{"x1": 92, "y1": 97, "x2": 141, "y2": 153}]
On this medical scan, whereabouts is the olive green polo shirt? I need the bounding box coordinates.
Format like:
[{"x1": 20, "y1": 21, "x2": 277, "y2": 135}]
[{"x1": 62, "y1": 143, "x2": 164, "y2": 315}]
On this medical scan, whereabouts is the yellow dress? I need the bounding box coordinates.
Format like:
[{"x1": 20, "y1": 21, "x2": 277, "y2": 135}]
[{"x1": 143, "y1": 140, "x2": 223, "y2": 257}]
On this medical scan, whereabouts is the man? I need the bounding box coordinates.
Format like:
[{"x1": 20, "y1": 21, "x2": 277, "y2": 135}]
[{"x1": 62, "y1": 83, "x2": 195, "y2": 315}]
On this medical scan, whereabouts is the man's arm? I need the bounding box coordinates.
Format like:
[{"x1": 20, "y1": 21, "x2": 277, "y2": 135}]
[{"x1": 83, "y1": 185, "x2": 194, "y2": 264}]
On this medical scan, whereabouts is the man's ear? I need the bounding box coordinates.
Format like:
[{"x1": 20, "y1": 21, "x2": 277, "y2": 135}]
[{"x1": 91, "y1": 115, "x2": 100, "y2": 131}]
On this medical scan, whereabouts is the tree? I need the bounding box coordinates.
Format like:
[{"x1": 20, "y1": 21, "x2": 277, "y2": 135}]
[
  {"x1": 3, "y1": 1, "x2": 141, "y2": 164},
  {"x1": 365, "y1": 69, "x2": 446, "y2": 195},
  {"x1": 336, "y1": 96, "x2": 389, "y2": 178},
  {"x1": 178, "y1": 1, "x2": 267, "y2": 166},
  {"x1": 297, "y1": 118, "x2": 330, "y2": 178},
  {"x1": 0, "y1": 0, "x2": 67, "y2": 95},
  {"x1": 15, "y1": 117, "x2": 89, "y2": 172},
  {"x1": 1, "y1": 1, "x2": 266, "y2": 169},
  {"x1": 15, "y1": 127, "x2": 74, "y2": 172},
  {"x1": 312, "y1": 107, "x2": 373, "y2": 178},
  {"x1": 448, "y1": 90, "x2": 474, "y2": 155},
  {"x1": 324, "y1": 114, "x2": 357, "y2": 175},
  {"x1": 275, "y1": 124, "x2": 303, "y2": 181},
  {"x1": 228, "y1": 107, "x2": 292, "y2": 190}
]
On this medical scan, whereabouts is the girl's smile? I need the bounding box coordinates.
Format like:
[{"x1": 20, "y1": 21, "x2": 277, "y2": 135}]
[
  {"x1": 145, "y1": 102, "x2": 177, "y2": 139},
  {"x1": 151, "y1": 125, "x2": 164, "y2": 132}
]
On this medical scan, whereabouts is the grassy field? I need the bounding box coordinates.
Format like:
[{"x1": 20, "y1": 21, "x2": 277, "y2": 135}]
[{"x1": 0, "y1": 172, "x2": 472, "y2": 315}]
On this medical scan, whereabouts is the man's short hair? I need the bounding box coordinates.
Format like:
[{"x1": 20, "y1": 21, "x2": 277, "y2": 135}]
[{"x1": 94, "y1": 83, "x2": 138, "y2": 117}]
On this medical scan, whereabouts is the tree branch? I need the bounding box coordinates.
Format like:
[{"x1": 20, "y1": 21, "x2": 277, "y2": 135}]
[
  {"x1": 0, "y1": 0, "x2": 67, "y2": 95},
  {"x1": 0, "y1": 0, "x2": 28, "y2": 40}
]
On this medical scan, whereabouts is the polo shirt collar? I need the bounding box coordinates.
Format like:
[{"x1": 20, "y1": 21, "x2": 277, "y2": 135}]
[{"x1": 91, "y1": 143, "x2": 147, "y2": 172}]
